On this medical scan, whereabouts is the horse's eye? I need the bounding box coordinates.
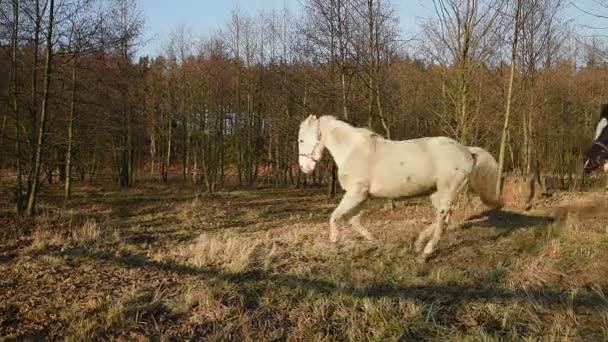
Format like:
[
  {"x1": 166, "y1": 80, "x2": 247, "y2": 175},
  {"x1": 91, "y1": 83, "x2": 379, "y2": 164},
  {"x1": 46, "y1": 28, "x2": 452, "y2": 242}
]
[{"x1": 299, "y1": 139, "x2": 304, "y2": 143}]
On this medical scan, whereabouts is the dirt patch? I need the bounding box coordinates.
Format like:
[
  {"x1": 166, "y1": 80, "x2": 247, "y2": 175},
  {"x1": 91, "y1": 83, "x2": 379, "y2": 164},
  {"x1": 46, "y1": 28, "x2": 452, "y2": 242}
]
[
  {"x1": 499, "y1": 176, "x2": 608, "y2": 224},
  {"x1": 541, "y1": 193, "x2": 608, "y2": 223}
]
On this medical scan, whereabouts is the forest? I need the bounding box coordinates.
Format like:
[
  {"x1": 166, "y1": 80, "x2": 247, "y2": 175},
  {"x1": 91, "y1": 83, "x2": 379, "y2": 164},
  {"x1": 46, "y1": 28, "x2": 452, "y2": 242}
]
[
  {"x1": 2, "y1": 0, "x2": 608, "y2": 340},
  {"x1": 1, "y1": 0, "x2": 607, "y2": 216}
]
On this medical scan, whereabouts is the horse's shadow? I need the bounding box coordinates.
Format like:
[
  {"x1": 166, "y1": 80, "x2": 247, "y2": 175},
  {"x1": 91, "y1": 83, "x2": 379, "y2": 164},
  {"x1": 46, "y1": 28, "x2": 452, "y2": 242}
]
[{"x1": 452, "y1": 208, "x2": 555, "y2": 233}]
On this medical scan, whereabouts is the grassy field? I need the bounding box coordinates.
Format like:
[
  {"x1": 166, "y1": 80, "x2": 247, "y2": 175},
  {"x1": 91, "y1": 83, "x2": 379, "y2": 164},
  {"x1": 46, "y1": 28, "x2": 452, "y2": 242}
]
[{"x1": 1, "y1": 182, "x2": 608, "y2": 341}]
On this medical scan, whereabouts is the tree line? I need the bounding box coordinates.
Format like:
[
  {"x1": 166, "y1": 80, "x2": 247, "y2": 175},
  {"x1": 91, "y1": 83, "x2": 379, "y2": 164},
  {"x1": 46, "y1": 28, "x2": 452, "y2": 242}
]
[{"x1": 1, "y1": 0, "x2": 606, "y2": 216}]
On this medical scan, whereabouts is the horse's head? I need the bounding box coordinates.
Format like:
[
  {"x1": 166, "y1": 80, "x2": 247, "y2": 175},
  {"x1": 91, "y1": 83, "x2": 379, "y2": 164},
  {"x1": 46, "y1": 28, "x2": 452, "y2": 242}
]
[
  {"x1": 583, "y1": 116, "x2": 608, "y2": 173},
  {"x1": 298, "y1": 115, "x2": 324, "y2": 175}
]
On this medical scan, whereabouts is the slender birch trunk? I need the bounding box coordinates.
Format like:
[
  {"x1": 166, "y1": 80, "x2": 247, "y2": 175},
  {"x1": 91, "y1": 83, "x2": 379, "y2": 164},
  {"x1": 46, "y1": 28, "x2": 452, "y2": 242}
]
[
  {"x1": 26, "y1": 0, "x2": 54, "y2": 216},
  {"x1": 496, "y1": 0, "x2": 522, "y2": 195},
  {"x1": 12, "y1": 0, "x2": 23, "y2": 213},
  {"x1": 65, "y1": 55, "x2": 77, "y2": 202}
]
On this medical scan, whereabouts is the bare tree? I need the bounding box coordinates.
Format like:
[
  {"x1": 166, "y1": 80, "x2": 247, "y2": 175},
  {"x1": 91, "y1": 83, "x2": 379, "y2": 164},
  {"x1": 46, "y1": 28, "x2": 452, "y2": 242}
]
[
  {"x1": 107, "y1": 0, "x2": 143, "y2": 187},
  {"x1": 518, "y1": 0, "x2": 564, "y2": 175},
  {"x1": 64, "y1": 0, "x2": 102, "y2": 202},
  {"x1": 422, "y1": 0, "x2": 506, "y2": 145},
  {"x1": 25, "y1": 0, "x2": 55, "y2": 215},
  {"x1": 496, "y1": 0, "x2": 523, "y2": 194},
  {"x1": 11, "y1": 0, "x2": 24, "y2": 213},
  {"x1": 302, "y1": 0, "x2": 356, "y2": 196},
  {"x1": 352, "y1": 0, "x2": 398, "y2": 137}
]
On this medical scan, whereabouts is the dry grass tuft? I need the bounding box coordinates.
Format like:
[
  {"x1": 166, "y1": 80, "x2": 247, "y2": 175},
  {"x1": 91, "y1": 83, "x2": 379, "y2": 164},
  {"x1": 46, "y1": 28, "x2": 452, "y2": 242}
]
[
  {"x1": 176, "y1": 198, "x2": 204, "y2": 227},
  {"x1": 171, "y1": 284, "x2": 228, "y2": 323},
  {"x1": 65, "y1": 317, "x2": 98, "y2": 342},
  {"x1": 508, "y1": 239, "x2": 563, "y2": 288},
  {"x1": 66, "y1": 286, "x2": 171, "y2": 341},
  {"x1": 30, "y1": 217, "x2": 119, "y2": 252},
  {"x1": 179, "y1": 233, "x2": 271, "y2": 272},
  {"x1": 176, "y1": 197, "x2": 231, "y2": 230},
  {"x1": 30, "y1": 214, "x2": 68, "y2": 251},
  {"x1": 71, "y1": 219, "x2": 102, "y2": 246}
]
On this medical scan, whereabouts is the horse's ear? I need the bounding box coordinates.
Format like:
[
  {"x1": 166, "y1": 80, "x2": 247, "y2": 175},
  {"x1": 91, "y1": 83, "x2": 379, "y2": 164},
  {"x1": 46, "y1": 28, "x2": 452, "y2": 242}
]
[
  {"x1": 301, "y1": 114, "x2": 315, "y2": 127},
  {"x1": 601, "y1": 104, "x2": 608, "y2": 119},
  {"x1": 304, "y1": 114, "x2": 318, "y2": 124}
]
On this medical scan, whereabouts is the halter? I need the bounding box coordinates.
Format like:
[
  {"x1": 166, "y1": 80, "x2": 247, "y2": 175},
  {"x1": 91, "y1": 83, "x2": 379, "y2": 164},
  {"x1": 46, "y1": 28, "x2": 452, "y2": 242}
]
[
  {"x1": 298, "y1": 123, "x2": 323, "y2": 162},
  {"x1": 593, "y1": 140, "x2": 608, "y2": 154}
]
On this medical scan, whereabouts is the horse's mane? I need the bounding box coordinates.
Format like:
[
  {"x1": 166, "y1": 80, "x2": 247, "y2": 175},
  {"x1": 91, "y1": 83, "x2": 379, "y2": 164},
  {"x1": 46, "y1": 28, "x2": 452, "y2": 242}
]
[{"x1": 320, "y1": 115, "x2": 383, "y2": 140}]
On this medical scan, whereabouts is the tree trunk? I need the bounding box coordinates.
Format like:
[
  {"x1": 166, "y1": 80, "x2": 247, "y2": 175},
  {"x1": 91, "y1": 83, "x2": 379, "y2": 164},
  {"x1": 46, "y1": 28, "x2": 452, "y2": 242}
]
[
  {"x1": 526, "y1": 94, "x2": 534, "y2": 174},
  {"x1": 64, "y1": 55, "x2": 77, "y2": 202},
  {"x1": 328, "y1": 162, "x2": 338, "y2": 198},
  {"x1": 127, "y1": 110, "x2": 133, "y2": 186},
  {"x1": 163, "y1": 120, "x2": 172, "y2": 182},
  {"x1": 522, "y1": 108, "x2": 528, "y2": 173},
  {"x1": 183, "y1": 116, "x2": 190, "y2": 183},
  {"x1": 496, "y1": 0, "x2": 522, "y2": 195},
  {"x1": 89, "y1": 134, "x2": 98, "y2": 183},
  {"x1": 329, "y1": 65, "x2": 349, "y2": 197},
  {"x1": 11, "y1": 0, "x2": 23, "y2": 214},
  {"x1": 25, "y1": 0, "x2": 54, "y2": 216},
  {"x1": 149, "y1": 133, "x2": 156, "y2": 176},
  {"x1": 27, "y1": 0, "x2": 41, "y2": 197},
  {"x1": 0, "y1": 114, "x2": 5, "y2": 177},
  {"x1": 366, "y1": 0, "x2": 375, "y2": 129},
  {"x1": 458, "y1": 74, "x2": 469, "y2": 144},
  {"x1": 192, "y1": 146, "x2": 198, "y2": 183}
]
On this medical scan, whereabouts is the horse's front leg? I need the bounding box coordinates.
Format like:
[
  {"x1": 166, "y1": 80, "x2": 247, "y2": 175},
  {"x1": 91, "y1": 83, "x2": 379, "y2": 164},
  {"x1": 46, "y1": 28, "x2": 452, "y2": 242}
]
[
  {"x1": 329, "y1": 191, "x2": 367, "y2": 243},
  {"x1": 348, "y1": 210, "x2": 373, "y2": 241},
  {"x1": 414, "y1": 191, "x2": 440, "y2": 253},
  {"x1": 414, "y1": 223, "x2": 435, "y2": 254}
]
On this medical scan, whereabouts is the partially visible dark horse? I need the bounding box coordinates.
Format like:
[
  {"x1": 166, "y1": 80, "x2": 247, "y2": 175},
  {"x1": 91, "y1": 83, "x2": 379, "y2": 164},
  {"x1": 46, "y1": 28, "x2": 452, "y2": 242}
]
[{"x1": 584, "y1": 104, "x2": 608, "y2": 173}]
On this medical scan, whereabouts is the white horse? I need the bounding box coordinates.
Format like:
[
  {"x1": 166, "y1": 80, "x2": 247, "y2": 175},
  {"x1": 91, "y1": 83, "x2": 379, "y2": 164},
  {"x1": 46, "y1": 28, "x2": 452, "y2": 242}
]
[{"x1": 298, "y1": 115, "x2": 503, "y2": 262}]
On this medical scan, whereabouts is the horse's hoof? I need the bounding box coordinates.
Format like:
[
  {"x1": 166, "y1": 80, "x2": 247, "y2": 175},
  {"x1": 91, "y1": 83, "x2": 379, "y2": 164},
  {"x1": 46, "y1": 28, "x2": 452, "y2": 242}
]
[
  {"x1": 409, "y1": 237, "x2": 418, "y2": 253},
  {"x1": 417, "y1": 251, "x2": 437, "y2": 263},
  {"x1": 408, "y1": 242, "x2": 418, "y2": 255},
  {"x1": 416, "y1": 255, "x2": 428, "y2": 264}
]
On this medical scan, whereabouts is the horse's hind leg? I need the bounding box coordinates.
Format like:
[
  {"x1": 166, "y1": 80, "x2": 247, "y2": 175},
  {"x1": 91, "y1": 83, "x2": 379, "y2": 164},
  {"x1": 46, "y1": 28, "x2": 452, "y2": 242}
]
[
  {"x1": 329, "y1": 191, "x2": 368, "y2": 243},
  {"x1": 419, "y1": 174, "x2": 469, "y2": 262},
  {"x1": 447, "y1": 182, "x2": 473, "y2": 231}
]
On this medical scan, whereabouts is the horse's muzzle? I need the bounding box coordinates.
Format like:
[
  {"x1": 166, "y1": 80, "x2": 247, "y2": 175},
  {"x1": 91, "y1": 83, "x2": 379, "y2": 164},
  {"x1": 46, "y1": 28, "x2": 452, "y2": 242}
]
[
  {"x1": 299, "y1": 157, "x2": 317, "y2": 175},
  {"x1": 300, "y1": 165, "x2": 314, "y2": 175}
]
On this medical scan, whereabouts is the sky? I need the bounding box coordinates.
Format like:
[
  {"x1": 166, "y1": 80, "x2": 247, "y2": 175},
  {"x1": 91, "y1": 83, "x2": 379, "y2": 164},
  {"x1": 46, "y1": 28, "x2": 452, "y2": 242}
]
[
  {"x1": 139, "y1": 0, "x2": 300, "y2": 57},
  {"x1": 138, "y1": 0, "x2": 607, "y2": 58}
]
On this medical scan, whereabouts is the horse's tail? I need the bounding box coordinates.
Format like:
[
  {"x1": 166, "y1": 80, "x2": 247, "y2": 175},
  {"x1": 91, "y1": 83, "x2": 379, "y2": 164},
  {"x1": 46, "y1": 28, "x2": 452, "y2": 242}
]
[{"x1": 467, "y1": 146, "x2": 503, "y2": 209}]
